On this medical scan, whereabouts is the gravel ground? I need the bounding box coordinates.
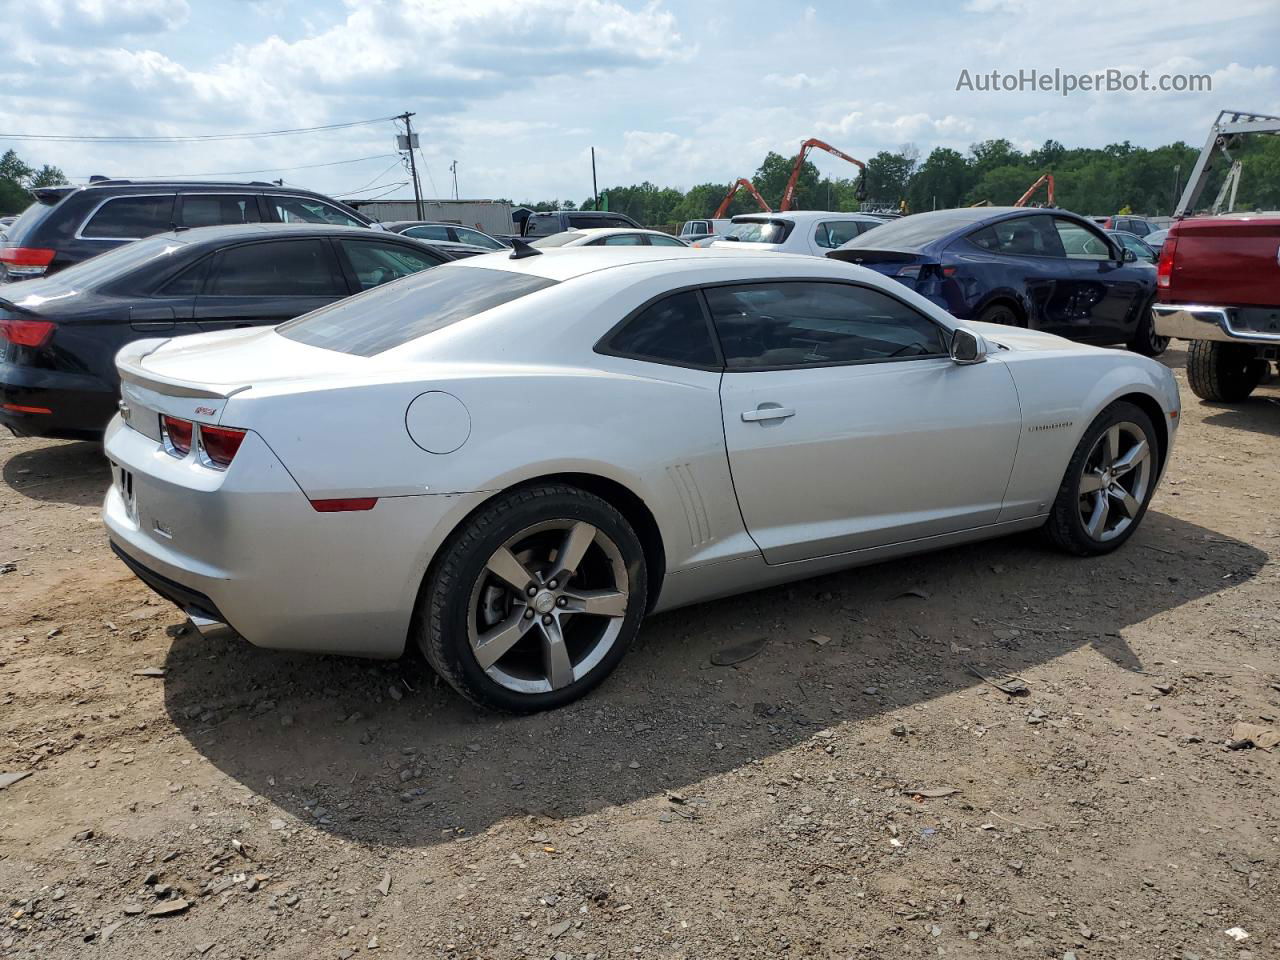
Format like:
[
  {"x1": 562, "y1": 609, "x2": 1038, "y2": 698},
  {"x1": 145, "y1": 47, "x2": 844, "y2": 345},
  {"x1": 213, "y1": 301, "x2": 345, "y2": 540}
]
[{"x1": 1, "y1": 346, "x2": 1278, "y2": 960}]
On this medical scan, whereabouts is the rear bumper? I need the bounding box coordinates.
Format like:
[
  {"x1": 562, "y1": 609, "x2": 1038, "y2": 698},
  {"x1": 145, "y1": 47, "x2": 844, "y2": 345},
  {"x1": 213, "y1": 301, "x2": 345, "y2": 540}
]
[
  {"x1": 0, "y1": 361, "x2": 116, "y2": 439},
  {"x1": 102, "y1": 415, "x2": 491, "y2": 658},
  {"x1": 1153, "y1": 304, "x2": 1280, "y2": 344}
]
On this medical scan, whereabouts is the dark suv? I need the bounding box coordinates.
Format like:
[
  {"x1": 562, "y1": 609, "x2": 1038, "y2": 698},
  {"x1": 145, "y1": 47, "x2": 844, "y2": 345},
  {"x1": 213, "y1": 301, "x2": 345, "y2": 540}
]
[
  {"x1": 0, "y1": 180, "x2": 372, "y2": 283},
  {"x1": 521, "y1": 210, "x2": 641, "y2": 238}
]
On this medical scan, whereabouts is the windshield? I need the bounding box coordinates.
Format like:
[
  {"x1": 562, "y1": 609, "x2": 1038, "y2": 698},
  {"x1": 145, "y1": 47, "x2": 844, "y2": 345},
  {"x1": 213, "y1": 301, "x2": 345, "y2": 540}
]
[
  {"x1": 278, "y1": 264, "x2": 557, "y2": 356},
  {"x1": 722, "y1": 218, "x2": 793, "y2": 244},
  {"x1": 530, "y1": 232, "x2": 584, "y2": 248}
]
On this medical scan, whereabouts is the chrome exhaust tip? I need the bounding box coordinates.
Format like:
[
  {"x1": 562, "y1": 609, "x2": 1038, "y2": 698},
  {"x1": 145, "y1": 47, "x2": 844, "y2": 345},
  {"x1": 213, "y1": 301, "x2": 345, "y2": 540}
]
[{"x1": 186, "y1": 610, "x2": 236, "y2": 641}]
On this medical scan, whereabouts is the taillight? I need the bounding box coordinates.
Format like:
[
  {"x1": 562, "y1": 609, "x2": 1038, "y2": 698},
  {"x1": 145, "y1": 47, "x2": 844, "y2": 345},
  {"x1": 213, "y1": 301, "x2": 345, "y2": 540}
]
[
  {"x1": 0, "y1": 246, "x2": 56, "y2": 280},
  {"x1": 941, "y1": 265, "x2": 958, "y2": 278},
  {"x1": 0, "y1": 317, "x2": 55, "y2": 347},
  {"x1": 1156, "y1": 234, "x2": 1177, "y2": 290},
  {"x1": 310, "y1": 497, "x2": 378, "y2": 513},
  {"x1": 199, "y1": 425, "x2": 246, "y2": 468},
  {"x1": 161, "y1": 415, "x2": 193, "y2": 455},
  {"x1": 895, "y1": 264, "x2": 923, "y2": 279}
]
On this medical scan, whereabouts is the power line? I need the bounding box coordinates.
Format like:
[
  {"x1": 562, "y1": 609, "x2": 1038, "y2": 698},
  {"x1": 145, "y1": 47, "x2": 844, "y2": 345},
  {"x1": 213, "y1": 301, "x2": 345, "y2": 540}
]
[
  {"x1": 71, "y1": 153, "x2": 397, "y2": 181},
  {"x1": 332, "y1": 158, "x2": 406, "y2": 197},
  {"x1": 0, "y1": 115, "x2": 398, "y2": 144}
]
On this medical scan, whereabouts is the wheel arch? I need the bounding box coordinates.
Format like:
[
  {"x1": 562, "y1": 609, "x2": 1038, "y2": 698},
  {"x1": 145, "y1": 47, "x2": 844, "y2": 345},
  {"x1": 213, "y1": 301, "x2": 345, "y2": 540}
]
[
  {"x1": 410, "y1": 471, "x2": 669, "y2": 647},
  {"x1": 1112, "y1": 390, "x2": 1170, "y2": 476}
]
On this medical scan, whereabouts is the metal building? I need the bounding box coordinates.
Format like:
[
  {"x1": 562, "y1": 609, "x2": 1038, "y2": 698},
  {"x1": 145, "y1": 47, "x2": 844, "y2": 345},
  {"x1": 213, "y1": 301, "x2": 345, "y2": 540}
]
[{"x1": 343, "y1": 198, "x2": 515, "y2": 235}]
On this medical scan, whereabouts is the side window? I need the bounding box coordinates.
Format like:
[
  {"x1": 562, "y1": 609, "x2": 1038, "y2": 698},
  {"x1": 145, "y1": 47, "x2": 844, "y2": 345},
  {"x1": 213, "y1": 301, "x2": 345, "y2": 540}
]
[
  {"x1": 405, "y1": 225, "x2": 451, "y2": 242},
  {"x1": 1130, "y1": 220, "x2": 1151, "y2": 237},
  {"x1": 648, "y1": 234, "x2": 686, "y2": 247},
  {"x1": 601, "y1": 290, "x2": 719, "y2": 368},
  {"x1": 599, "y1": 233, "x2": 645, "y2": 246},
  {"x1": 814, "y1": 220, "x2": 862, "y2": 249},
  {"x1": 339, "y1": 240, "x2": 441, "y2": 291},
  {"x1": 705, "y1": 281, "x2": 948, "y2": 370},
  {"x1": 968, "y1": 215, "x2": 1064, "y2": 257},
  {"x1": 158, "y1": 255, "x2": 212, "y2": 296},
  {"x1": 207, "y1": 240, "x2": 346, "y2": 297},
  {"x1": 453, "y1": 227, "x2": 504, "y2": 250},
  {"x1": 605, "y1": 216, "x2": 634, "y2": 228},
  {"x1": 269, "y1": 196, "x2": 364, "y2": 228},
  {"x1": 81, "y1": 195, "x2": 175, "y2": 239},
  {"x1": 1054, "y1": 218, "x2": 1113, "y2": 260},
  {"x1": 180, "y1": 195, "x2": 262, "y2": 228}
]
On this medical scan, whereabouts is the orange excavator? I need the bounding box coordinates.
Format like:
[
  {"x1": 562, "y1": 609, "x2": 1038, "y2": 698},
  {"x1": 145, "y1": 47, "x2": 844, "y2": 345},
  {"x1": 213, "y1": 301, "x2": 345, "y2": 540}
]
[
  {"x1": 779, "y1": 138, "x2": 868, "y2": 210},
  {"x1": 713, "y1": 178, "x2": 771, "y2": 219},
  {"x1": 1014, "y1": 173, "x2": 1055, "y2": 207}
]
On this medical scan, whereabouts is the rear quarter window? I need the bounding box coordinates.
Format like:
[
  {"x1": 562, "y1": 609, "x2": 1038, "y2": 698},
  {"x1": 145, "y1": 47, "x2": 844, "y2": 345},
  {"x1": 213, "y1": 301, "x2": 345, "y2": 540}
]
[{"x1": 277, "y1": 265, "x2": 557, "y2": 356}]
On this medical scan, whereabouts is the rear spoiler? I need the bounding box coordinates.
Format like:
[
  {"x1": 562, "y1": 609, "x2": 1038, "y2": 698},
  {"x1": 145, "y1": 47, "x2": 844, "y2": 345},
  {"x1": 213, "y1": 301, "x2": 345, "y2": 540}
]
[
  {"x1": 115, "y1": 338, "x2": 250, "y2": 400},
  {"x1": 827, "y1": 248, "x2": 924, "y2": 265},
  {"x1": 32, "y1": 186, "x2": 75, "y2": 205}
]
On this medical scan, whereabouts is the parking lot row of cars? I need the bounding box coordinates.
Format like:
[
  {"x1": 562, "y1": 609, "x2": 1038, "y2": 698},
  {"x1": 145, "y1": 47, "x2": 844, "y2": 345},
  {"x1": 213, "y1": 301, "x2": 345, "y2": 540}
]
[{"x1": 2, "y1": 176, "x2": 1173, "y2": 441}]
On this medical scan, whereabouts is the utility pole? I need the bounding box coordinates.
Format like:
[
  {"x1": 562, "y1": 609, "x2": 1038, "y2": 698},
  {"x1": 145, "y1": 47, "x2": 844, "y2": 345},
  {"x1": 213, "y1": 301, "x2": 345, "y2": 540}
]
[
  {"x1": 591, "y1": 147, "x2": 599, "y2": 211},
  {"x1": 449, "y1": 160, "x2": 459, "y2": 200},
  {"x1": 1171, "y1": 163, "x2": 1181, "y2": 214},
  {"x1": 397, "y1": 111, "x2": 424, "y2": 220}
]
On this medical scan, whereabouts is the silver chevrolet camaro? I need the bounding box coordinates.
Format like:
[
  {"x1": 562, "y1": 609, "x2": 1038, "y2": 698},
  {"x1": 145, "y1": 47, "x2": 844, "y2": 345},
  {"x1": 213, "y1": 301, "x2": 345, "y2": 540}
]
[{"x1": 104, "y1": 246, "x2": 1179, "y2": 711}]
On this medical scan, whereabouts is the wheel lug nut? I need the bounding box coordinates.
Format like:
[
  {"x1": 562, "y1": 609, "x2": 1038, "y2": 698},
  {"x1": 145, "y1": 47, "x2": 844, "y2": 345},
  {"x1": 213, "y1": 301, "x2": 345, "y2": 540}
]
[
  {"x1": 526, "y1": 586, "x2": 537, "y2": 597},
  {"x1": 548, "y1": 579, "x2": 558, "y2": 589},
  {"x1": 557, "y1": 597, "x2": 567, "y2": 607},
  {"x1": 542, "y1": 615, "x2": 553, "y2": 625},
  {"x1": 524, "y1": 609, "x2": 534, "y2": 619}
]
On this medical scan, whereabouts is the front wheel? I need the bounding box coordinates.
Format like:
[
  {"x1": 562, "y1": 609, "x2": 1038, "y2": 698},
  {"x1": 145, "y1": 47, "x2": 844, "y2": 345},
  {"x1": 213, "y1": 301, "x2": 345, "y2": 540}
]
[
  {"x1": 1044, "y1": 401, "x2": 1159, "y2": 556},
  {"x1": 417, "y1": 484, "x2": 648, "y2": 712}
]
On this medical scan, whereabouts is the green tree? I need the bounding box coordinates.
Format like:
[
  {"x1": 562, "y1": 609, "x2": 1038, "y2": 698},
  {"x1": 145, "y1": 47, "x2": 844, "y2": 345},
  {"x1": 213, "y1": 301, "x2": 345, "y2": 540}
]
[
  {"x1": 753, "y1": 151, "x2": 819, "y2": 209},
  {"x1": 907, "y1": 147, "x2": 972, "y2": 211},
  {"x1": 863, "y1": 149, "x2": 917, "y2": 207}
]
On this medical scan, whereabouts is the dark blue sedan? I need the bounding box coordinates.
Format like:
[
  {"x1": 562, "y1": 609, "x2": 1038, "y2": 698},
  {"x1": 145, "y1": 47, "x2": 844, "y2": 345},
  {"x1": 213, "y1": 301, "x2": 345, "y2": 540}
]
[{"x1": 829, "y1": 207, "x2": 1166, "y2": 355}]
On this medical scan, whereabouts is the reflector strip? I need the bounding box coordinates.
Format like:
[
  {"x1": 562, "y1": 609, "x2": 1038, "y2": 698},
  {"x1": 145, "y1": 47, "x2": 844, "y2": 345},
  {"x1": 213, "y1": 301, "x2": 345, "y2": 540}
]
[{"x1": 309, "y1": 497, "x2": 379, "y2": 513}]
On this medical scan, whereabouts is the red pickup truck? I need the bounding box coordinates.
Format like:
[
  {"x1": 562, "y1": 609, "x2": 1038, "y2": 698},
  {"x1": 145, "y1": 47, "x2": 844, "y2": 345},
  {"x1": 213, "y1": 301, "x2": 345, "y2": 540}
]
[{"x1": 1153, "y1": 213, "x2": 1280, "y2": 401}]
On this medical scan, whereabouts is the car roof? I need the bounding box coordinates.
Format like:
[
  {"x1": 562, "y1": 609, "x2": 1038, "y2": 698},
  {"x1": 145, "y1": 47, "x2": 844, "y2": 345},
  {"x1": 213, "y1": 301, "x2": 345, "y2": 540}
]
[
  {"x1": 567, "y1": 227, "x2": 670, "y2": 236},
  {"x1": 137, "y1": 222, "x2": 390, "y2": 247},
  {"x1": 449, "y1": 245, "x2": 832, "y2": 283},
  {"x1": 731, "y1": 210, "x2": 883, "y2": 224}
]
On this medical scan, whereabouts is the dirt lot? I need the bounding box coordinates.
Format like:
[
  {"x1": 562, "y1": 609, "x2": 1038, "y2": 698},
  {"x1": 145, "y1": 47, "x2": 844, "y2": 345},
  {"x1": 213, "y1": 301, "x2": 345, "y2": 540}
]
[{"x1": 1, "y1": 346, "x2": 1278, "y2": 960}]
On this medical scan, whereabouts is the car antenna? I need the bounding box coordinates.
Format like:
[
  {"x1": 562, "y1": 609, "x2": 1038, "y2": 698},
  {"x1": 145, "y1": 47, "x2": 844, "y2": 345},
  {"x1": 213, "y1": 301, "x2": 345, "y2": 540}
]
[
  {"x1": 167, "y1": 221, "x2": 189, "y2": 233},
  {"x1": 508, "y1": 238, "x2": 542, "y2": 259}
]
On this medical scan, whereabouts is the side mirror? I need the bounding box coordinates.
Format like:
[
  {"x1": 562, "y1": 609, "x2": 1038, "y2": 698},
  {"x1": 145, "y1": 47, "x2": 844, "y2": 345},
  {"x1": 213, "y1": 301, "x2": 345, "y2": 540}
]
[
  {"x1": 1121, "y1": 248, "x2": 1137, "y2": 263},
  {"x1": 950, "y1": 327, "x2": 987, "y2": 365}
]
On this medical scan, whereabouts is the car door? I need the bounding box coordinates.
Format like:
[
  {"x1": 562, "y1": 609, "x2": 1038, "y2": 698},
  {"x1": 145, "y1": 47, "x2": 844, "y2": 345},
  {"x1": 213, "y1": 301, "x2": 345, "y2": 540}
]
[
  {"x1": 176, "y1": 194, "x2": 263, "y2": 229},
  {"x1": 1054, "y1": 217, "x2": 1149, "y2": 343},
  {"x1": 333, "y1": 237, "x2": 446, "y2": 291},
  {"x1": 452, "y1": 226, "x2": 505, "y2": 251},
  {"x1": 193, "y1": 238, "x2": 350, "y2": 331},
  {"x1": 711, "y1": 280, "x2": 1022, "y2": 564},
  {"x1": 964, "y1": 215, "x2": 1086, "y2": 336}
]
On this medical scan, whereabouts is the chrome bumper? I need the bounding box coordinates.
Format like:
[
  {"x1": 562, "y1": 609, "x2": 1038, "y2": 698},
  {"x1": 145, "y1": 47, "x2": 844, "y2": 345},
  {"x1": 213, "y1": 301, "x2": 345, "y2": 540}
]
[{"x1": 1153, "y1": 304, "x2": 1280, "y2": 344}]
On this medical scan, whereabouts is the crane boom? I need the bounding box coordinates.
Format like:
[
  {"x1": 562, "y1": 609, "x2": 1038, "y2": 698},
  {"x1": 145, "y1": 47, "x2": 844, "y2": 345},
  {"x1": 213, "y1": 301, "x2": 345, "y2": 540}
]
[
  {"x1": 779, "y1": 138, "x2": 867, "y2": 211},
  {"x1": 1014, "y1": 173, "x2": 1055, "y2": 207},
  {"x1": 713, "y1": 178, "x2": 771, "y2": 219}
]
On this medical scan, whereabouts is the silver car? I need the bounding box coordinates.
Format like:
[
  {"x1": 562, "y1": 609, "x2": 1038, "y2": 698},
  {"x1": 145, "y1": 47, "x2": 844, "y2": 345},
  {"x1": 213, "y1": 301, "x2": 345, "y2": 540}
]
[{"x1": 104, "y1": 247, "x2": 1179, "y2": 711}]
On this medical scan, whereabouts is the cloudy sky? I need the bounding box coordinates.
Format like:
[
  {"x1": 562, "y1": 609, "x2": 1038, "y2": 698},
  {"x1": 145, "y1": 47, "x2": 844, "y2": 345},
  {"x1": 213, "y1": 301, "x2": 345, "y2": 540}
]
[{"x1": 2, "y1": 0, "x2": 1277, "y2": 204}]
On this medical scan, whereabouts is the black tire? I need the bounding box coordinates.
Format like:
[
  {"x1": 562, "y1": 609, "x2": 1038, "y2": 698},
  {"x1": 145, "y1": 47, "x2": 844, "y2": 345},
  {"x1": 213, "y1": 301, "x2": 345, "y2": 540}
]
[
  {"x1": 416, "y1": 484, "x2": 648, "y2": 713},
  {"x1": 1044, "y1": 401, "x2": 1159, "y2": 556},
  {"x1": 1127, "y1": 302, "x2": 1169, "y2": 356},
  {"x1": 976, "y1": 302, "x2": 1021, "y2": 327},
  {"x1": 1186, "y1": 340, "x2": 1265, "y2": 402}
]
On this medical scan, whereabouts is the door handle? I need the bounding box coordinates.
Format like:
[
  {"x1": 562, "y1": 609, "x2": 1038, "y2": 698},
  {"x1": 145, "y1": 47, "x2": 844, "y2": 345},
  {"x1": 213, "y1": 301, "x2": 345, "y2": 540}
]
[{"x1": 741, "y1": 405, "x2": 796, "y2": 423}]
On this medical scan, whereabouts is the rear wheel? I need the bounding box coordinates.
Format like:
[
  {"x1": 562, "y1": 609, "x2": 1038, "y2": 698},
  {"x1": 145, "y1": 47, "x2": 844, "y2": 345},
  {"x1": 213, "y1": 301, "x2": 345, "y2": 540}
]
[
  {"x1": 976, "y1": 302, "x2": 1021, "y2": 327},
  {"x1": 1044, "y1": 401, "x2": 1158, "y2": 556},
  {"x1": 417, "y1": 484, "x2": 647, "y2": 712},
  {"x1": 1186, "y1": 340, "x2": 1266, "y2": 401},
  {"x1": 1127, "y1": 302, "x2": 1169, "y2": 356}
]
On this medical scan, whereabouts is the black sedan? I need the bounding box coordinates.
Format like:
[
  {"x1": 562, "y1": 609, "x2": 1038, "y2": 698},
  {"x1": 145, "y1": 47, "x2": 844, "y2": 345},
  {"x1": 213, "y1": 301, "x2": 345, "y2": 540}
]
[
  {"x1": 1, "y1": 223, "x2": 458, "y2": 440},
  {"x1": 829, "y1": 207, "x2": 1165, "y2": 355}
]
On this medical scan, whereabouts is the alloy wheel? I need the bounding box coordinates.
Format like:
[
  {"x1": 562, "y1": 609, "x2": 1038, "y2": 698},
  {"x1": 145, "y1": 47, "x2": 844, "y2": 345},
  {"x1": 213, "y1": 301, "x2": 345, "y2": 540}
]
[
  {"x1": 1076, "y1": 421, "x2": 1152, "y2": 542},
  {"x1": 466, "y1": 519, "x2": 629, "y2": 694}
]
